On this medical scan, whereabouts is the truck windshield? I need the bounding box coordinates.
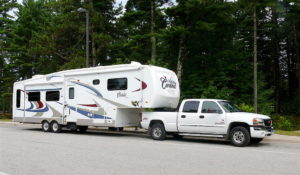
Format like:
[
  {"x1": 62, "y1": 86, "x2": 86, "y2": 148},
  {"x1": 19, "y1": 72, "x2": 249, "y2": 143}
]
[{"x1": 218, "y1": 101, "x2": 240, "y2": 112}]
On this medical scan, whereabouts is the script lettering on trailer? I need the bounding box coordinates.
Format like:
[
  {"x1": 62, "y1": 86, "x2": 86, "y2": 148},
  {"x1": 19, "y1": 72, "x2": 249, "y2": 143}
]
[{"x1": 160, "y1": 76, "x2": 176, "y2": 89}]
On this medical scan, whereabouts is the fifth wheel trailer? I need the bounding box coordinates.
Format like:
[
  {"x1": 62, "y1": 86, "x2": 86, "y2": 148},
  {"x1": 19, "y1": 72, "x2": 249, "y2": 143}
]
[{"x1": 12, "y1": 62, "x2": 180, "y2": 132}]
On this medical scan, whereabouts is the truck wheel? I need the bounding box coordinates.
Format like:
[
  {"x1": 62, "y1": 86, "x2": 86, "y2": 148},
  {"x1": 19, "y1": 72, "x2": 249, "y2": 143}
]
[
  {"x1": 51, "y1": 121, "x2": 62, "y2": 133},
  {"x1": 150, "y1": 123, "x2": 166, "y2": 140},
  {"x1": 78, "y1": 126, "x2": 88, "y2": 133},
  {"x1": 42, "y1": 121, "x2": 51, "y2": 132},
  {"x1": 230, "y1": 126, "x2": 250, "y2": 147},
  {"x1": 251, "y1": 138, "x2": 263, "y2": 144}
]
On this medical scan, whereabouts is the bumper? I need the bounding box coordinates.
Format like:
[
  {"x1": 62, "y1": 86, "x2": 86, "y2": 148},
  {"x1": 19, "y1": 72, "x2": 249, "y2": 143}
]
[
  {"x1": 250, "y1": 126, "x2": 274, "y2": 138},
  {"x1": 140, "y1": 121, "x2": 150, "y2": 130}
]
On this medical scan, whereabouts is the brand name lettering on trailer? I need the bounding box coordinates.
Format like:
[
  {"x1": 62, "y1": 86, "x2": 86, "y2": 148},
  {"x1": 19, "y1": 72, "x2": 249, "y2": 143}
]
[
  {"x1": 160, "y1": 76, "x2": 176, "y2": 89},
  {"x1": 117, "y1": 92, "x2": 127, "y2": 98}
]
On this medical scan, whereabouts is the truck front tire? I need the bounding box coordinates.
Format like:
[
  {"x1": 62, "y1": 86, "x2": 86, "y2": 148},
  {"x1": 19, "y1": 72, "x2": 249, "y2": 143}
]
[
  {"x1": 150, "y1": 123, "x2": 166, "y2": 140},
  {"x1": 230, "y1": 126, "x2": 250, "y2": 147}
]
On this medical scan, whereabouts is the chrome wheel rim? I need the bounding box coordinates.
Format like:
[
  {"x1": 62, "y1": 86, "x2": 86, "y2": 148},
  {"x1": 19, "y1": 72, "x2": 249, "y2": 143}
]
[
  {"x1": 153, "y1": 127, "x2": 162, "y2": 138},
  {"x1": 43, "y1": 122, "x2": 49, "y2": 130},
  {"x1": 233, "y1": 131, "x2": 245, "y2": 144},
  {"x1": 52, "y1": 123, "x2": 58, "y2": 131}
]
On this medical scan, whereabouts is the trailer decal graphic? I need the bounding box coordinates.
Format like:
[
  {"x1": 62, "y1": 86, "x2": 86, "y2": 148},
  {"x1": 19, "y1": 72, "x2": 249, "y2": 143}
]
[
  {"x1": 71, "y1": 81, "x2": 103, "y2": 97},
  {"x1": 68, "y1": 106, "x2": 111, "y2": 119},
  {"x1": 132, "y1": 78, "x2": 147, "y2": 92},
  {"x1": 79, "y1": 104, "x2": 98, "y2": 107},
  {"x1": 18, "y1": 101, "x2": 49, "y2": 113}
]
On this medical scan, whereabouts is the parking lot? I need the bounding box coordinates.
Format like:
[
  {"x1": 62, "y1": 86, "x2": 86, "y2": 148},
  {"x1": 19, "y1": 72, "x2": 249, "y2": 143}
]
[{"x1": 0, "y1": 122, "x2": 299, "y2": 175}]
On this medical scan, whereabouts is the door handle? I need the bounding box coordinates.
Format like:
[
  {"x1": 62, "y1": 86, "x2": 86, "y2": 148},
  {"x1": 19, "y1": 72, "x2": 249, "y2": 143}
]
[
  {"x1": 181, "y1": 115, "x2": 186, "y2": 118},
  {"x1": 199, "y1": 115, "x2": 204, "y2": 119}
]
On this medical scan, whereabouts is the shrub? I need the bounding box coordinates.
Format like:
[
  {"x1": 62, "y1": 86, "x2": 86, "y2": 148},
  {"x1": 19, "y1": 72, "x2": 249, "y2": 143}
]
[
  {"x1": 271, "y1": 115, "x2": 297, "y2": 131},
  {"x1": 0, "y1": 113, "x2": 12, "y2": 119}
]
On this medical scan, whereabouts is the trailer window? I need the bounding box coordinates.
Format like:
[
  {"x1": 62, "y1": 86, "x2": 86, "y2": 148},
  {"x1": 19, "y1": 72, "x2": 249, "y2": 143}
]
[
  {"x1": 182, "y1": 101, "x2": 199, "y2": 113},
  {"x1": 107, "y1": 78, "x2": 127, "y2": 91},
  {"x1": 46, "y1": 91, "x2": 60, "y2": 101},
  {"x1": 28, "y1": 92, "x2": 40, "y2": 101},
  {"x1": 16, "y1": 89, "x2": 21, "y2": 108},
  {"x1": 69, "y1": 87, "x2": 74, "y2": 99},
  {"x1": 93, "y1": 79, "x2": 100, "y2": 85}
]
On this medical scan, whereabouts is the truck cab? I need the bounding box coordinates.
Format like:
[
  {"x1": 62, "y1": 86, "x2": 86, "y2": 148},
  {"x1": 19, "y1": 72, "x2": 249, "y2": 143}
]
[{"x1": 141, "y1": 99, "x2": 274, "y2": 147}]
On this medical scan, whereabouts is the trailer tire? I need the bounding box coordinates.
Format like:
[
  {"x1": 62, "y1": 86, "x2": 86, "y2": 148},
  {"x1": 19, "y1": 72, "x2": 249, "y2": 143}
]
[
  {"x1": 251, "y1": 138, "x2": 263, "y2": 144},
  {"x1": 78, "y1": 126, "x2": 88, "y2": 133},
  {"x1": 150, "y1": 123, "x2": 166, "y2": 140},
  {"x1": 51, "y1": 121, "x2": 62, "y2": 133},
  {"x1": 230, "y1": 126, "x2": 250, "y2": 147},
  {"x1": 42, "y1": 121, "x2": 51, "y2": 132}
]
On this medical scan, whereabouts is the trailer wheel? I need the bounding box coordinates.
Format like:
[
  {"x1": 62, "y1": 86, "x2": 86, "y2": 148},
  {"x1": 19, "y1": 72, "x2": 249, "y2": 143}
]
[
  {"x1": 42, "y1": 121, "x2": 51, "y2": 132},
  {"x1": 78, "y1": 126, "x2": 88, "y2": 133},
  {"x1": 230, "y1": 126, "x2": 250, "y2": 147},
  {"x1": 150, "y1": 123, "x2": 166, "y2": 140},
  {"x1": 51, "y1": 121, "x2": 62, "y2": 133}
]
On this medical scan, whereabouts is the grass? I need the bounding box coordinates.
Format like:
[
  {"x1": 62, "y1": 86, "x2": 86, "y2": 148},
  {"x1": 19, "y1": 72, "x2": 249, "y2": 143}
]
[
  {"x1": 0, "y1": 118, "x2": 12, "y2": 122},
  {"x1": 275, "y1": 130, "x2": 300, "y2": 137}
]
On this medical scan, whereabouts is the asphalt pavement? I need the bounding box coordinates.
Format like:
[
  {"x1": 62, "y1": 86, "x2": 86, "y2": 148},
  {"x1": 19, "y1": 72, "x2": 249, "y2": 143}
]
[{"x1": 0, "y1": 122, "x2": 299, "y2": 175}]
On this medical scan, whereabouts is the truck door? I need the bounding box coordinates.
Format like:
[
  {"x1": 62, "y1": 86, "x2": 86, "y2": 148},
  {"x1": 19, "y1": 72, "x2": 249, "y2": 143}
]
[
  {"x1": 198, "y1": 101, "x2": 226, "y2": 134},
  {"x1": 177, "y1": 100, "x2": 202, "y2": 133}
]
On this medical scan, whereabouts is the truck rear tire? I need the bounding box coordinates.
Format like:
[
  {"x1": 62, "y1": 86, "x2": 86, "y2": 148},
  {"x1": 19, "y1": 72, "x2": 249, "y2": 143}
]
[
  {"x1": 51, "y1": 121, "x2": 62, "y2": 133},
  {"x1": 150, "y1": 123, "x2": 166, "y2": 140},
  {"x1": 230, "y1": 126, "x2": 250, "y2": 147},
  {"x1": 42, "y1": 121, "x2": 51, "y2": 132},
  {"x1": 251, "y1": 138, "x2": 263, "y2": 144}
]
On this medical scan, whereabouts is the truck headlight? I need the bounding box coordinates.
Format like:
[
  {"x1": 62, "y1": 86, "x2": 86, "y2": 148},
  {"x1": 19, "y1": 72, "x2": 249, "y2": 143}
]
[{"x1": 253, "y1": 118, "x2": 264, "y2": 126}]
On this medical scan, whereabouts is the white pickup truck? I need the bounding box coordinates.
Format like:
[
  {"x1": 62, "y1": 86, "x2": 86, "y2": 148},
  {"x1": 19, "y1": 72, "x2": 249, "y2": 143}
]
[{"x1": 141, "y1": 99, "x2": 274, "y2": 146}]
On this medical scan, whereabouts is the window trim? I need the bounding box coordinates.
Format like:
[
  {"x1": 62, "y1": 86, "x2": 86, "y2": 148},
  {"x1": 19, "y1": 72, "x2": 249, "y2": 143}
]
[
  {"x1": 201, "y1": 101, "x2": 223, "y2": 114},
  {"x1": 16, "y1": 89, "x2": 21, "y2": 108},
  {"x1": 107, "y1": 77, "x2": 128, "y2": 91},
  {"x1": 93, "y1": 79, "x2": 100, "y2": 85},
  {"x1": 69, "y1": 87, "x2": 75, "y2": 99},
  {"x1": 28, "y1": 92, "x2": 41, "y2": 101},
  {"x1": 46, "y1": 91, "x2": 60, "y2": 101},
  {"x1": 182, "y1": 101, "x2": 200, "y2": 113}
]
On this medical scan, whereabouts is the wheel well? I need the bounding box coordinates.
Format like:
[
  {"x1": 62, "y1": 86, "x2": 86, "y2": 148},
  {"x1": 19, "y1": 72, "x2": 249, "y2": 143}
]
[
  {"x1": 227, "y1": 122, "x2": 250, "y2": 138},
  {"x1": 149, "y1": 120, "x2": 164, "y2": 128},
  {"x1": 41, "y1": 120, "x2": 48, "y2": 124}
]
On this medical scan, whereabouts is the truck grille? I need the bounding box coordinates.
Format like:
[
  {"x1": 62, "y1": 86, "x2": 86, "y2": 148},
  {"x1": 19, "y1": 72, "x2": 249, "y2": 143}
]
[{"x1": 264, "y1": 119, "x2": 272, "y2": 126}]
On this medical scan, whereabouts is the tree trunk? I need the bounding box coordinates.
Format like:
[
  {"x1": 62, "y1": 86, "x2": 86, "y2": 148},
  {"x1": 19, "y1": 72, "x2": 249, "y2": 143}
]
[
  {"x1": 150, "y1": 0, "x2": 156, "y2": 64},
  {"x1": 271, "y1": 7, "x2": 281, "y2": 114},
  {"x1": 253, "y1": 5, "x2": 258, "y2": 113},
  {"x1": 293, "y1": 21, "x2": 300, "y2": 102},
  {"x1": 92, "y1": 34, "x2": 96, "y2": 67},
  {"x1": 177, "y1": 34, "x2": 186, "y2": 86}
]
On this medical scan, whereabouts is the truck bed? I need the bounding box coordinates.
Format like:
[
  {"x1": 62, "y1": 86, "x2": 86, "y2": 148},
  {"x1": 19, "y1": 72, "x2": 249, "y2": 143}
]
[{"x1": 141, "y1": 112, "x2": 178, "y2": 132}]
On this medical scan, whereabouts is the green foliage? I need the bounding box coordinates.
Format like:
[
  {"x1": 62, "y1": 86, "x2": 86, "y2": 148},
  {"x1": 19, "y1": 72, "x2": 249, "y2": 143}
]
[
  {"x1": 0, "y1": 0, "x2": 299, "y2": 122},
  {"x1": 271, "y1": 115, "x2": 295, "y2": 131},
  {"x1": 237, "y1": 103, "x2": 254, "y2": 113}
]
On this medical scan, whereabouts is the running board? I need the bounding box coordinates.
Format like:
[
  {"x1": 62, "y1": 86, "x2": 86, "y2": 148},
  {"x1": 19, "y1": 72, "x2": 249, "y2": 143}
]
[{"x1": 179, "y1": 133, "x2": 225, "y2": 138}]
